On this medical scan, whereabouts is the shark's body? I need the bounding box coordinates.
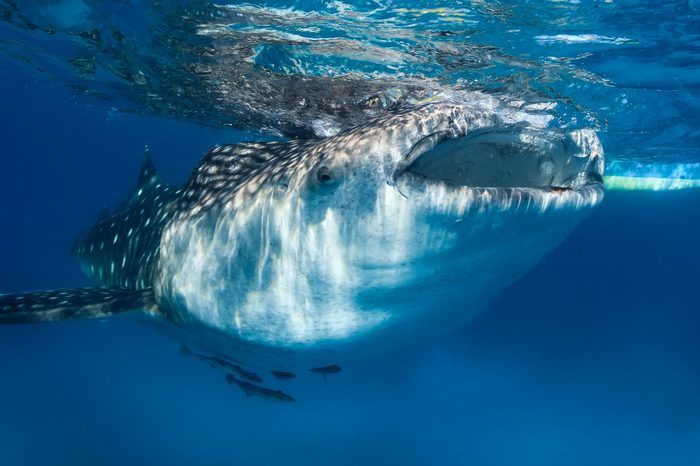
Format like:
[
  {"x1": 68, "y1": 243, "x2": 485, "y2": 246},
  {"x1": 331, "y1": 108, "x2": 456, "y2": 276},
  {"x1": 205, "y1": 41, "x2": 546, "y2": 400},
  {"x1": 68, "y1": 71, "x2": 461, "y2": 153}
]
[{"x1": 0, "y1": 102, "x2": 604, "y2": 371}]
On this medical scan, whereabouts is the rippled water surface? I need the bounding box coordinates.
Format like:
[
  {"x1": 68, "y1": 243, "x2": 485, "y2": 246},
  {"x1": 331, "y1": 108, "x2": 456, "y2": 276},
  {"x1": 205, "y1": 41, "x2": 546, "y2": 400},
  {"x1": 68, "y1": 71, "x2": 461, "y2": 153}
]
[{"x1": 2, "y1": 0, "x2": 699, "y2": 160}]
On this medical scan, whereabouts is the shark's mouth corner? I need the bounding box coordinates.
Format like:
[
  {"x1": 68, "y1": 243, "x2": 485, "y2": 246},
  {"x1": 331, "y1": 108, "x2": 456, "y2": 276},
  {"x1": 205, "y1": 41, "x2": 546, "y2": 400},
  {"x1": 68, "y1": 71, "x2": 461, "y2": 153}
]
[{"x1": 397, "y1": 128, "x2": 604, "y2": 208}]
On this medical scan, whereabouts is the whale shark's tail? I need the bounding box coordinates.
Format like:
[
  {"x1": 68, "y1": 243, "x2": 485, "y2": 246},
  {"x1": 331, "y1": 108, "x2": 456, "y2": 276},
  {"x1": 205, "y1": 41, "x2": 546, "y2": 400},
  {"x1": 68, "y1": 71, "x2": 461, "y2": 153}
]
[{"x1": 0, "y1": 287, "x2": 157, "y2": 324}]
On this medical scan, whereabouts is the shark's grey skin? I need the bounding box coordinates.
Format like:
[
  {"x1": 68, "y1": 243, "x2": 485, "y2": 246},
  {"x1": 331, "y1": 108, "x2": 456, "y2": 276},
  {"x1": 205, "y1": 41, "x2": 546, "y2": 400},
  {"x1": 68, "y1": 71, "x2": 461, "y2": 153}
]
[{"x1": 0, "y1": 102, "x2": 604, "y2": 370}]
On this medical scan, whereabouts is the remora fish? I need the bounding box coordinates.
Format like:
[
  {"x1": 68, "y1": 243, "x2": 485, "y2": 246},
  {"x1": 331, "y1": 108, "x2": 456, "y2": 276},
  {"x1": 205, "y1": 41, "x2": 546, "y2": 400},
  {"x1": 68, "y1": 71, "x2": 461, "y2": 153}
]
[
  {"x1": 180, "y1": 346, "x2": 263, "y2": 383},
  {"x1": 271, "y1": 370, "x2": 297, "y2": 380},
  {"x1": 225, "y1": 374, "x2": 296, "y2": 403},
  {"x1": 0, "y1": 102, "x2": 604, "y2": 369},
  {"x1": 310, "y1": 365, "x2": 342, "y2": 377}
]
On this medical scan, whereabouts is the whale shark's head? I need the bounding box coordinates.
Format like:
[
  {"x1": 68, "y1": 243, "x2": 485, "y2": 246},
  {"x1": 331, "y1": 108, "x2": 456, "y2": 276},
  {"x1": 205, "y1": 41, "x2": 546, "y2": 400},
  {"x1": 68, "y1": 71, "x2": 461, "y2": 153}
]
[{"x1": 156, "y1": 102, "x2": 604, "y2": 366}]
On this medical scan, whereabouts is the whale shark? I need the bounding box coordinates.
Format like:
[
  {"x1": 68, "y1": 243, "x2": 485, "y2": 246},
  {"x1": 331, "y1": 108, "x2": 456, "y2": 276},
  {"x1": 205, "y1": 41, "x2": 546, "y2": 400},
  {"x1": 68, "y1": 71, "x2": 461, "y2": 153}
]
[{"x1": 0, "y1": 102, "x2": 604, "y2": 371}]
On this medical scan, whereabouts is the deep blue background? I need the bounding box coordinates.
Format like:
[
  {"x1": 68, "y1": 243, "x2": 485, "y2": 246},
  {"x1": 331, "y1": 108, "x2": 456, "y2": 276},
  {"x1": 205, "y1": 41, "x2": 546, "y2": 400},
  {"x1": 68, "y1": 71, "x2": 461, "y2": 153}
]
[{"x1": 1, "y1": 66, "x2": 700, "y2": 465}]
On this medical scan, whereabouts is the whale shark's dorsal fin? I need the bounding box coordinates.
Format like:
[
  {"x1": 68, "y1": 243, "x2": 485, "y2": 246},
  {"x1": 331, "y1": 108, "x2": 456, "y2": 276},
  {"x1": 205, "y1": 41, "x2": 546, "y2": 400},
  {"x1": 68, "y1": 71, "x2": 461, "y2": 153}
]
[
  {"x1": 112, "y1": 147, "x2": 163, "y2": 212},
  {"x1": 128, "y1": 146, "x2": 160, "y2": 204},
  {"x1": 72, "y1": 148, "x2": 179, "y2": 289},
  {"x1": 136, "y1": 146, "x2": 158, "y2": 189},
  {"x1": 96, "y1": 206, "x2": 110, "y2": 222},
  {"x1": 0, "y1": 287, "x2": 158, "y2": 324}
]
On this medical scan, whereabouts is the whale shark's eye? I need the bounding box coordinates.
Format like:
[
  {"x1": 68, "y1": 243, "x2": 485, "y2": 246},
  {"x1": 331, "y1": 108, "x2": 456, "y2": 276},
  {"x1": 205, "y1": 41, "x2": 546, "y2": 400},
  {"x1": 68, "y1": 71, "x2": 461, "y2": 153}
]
[{"x1": 316, "y1": 166, "x2": 333, "y2": 184}]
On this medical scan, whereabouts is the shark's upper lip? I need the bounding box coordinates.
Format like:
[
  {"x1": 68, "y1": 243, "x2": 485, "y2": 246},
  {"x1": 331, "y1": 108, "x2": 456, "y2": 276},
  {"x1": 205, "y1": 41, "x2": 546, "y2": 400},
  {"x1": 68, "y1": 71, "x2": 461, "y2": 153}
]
[{"x1": 394, "y1": 127, "x2": 604, "y2": 206}]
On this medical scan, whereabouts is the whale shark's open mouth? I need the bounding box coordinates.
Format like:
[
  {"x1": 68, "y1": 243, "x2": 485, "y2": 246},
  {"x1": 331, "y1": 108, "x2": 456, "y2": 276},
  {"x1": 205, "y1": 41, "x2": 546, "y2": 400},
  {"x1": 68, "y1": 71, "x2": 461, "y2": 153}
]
[{"x1": 396, "y1": 128, "x2": 604, "y2": 209}]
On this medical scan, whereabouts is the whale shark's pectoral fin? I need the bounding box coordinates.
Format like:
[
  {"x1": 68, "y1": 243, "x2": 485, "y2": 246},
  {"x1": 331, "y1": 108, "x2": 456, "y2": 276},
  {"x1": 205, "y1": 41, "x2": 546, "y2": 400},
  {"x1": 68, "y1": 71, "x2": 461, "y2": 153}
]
[{"x1": 0, "y1": 287, "x2": 158, "y2": 324}]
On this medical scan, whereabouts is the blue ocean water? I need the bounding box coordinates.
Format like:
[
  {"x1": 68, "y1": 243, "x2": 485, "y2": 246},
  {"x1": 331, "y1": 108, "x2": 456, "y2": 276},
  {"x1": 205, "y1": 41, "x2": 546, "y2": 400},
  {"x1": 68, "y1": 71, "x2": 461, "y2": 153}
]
[{"x1": 1, "y1": 1, "x2": 700, "y2": 465}]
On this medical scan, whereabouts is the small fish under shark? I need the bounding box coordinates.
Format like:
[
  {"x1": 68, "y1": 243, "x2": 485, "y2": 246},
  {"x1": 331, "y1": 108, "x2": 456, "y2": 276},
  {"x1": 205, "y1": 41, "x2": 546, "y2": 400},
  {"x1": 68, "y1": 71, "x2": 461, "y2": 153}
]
[
  {"x1": 180, "y1": 346, "x2": 263, "y2": 383},
  {"x1": 310, "y1": 365, "x2": 342, "y2": 378},
  {"x1": 0, "y1": 102, "x2": 604, "y2": 397},
  {"x1": 225, "y1": 374, "x2": 295, "y2": 403}
]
